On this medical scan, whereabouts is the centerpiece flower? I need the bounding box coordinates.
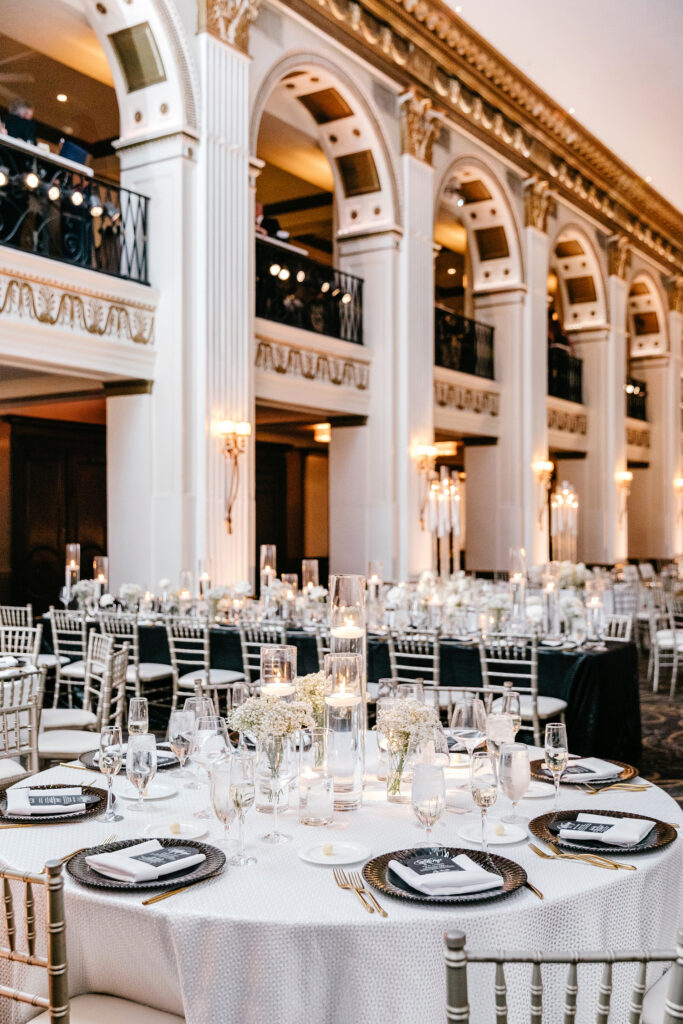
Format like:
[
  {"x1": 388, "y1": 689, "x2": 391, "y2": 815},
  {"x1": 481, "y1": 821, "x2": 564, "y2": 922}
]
[
  {"x1": 71, "y1": 579, "x2": 95, "y2": 610},
  {"x1": 375, "y1": 699, "x2": 440, "y2": 802},
  {"x1": 294, "y1": 672, "x2": 325, "y2": 727},
  {"x1": 119, "y1": 582, "x2": 142, "y2": 612}
]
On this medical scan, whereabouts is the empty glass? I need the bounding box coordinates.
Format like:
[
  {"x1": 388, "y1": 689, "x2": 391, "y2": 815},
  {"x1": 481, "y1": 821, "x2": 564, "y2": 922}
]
[
  {"x1": 545, "y1": 721, "x2": 568, "y2": 813},
  {"x1": 126, "y1": 734, "x2": 157, "y2": 812},
  {"x1": 229, "y1": 751, "x2": 257, "y2": 864},
  {"x1": 498, "y1": 743, "x2": 530, "y2": 824},
  {"x1": 500, "y1": 686, "x2": 522, "y2": 738},
  {"x1": 192, "y1": 715, "x2": 231, "y2": 819},
  {"x1": 396, "y1": 681, "x2": 425, "y2": 702},
  {"x1": 96, "y1": 724, "x2": 123, "y2": 823},
  {"x1": 209, "y1": 758, "x2": 236, "y2": 850},
  {"x1": 411, "y1": 763, "x2": 446, "y2": 842},
  {"x1": 168, "y1": 710, "x2": 195, "y2": 778},
  {"x1": 485, "y1": 713, "x2": 515, "y2": 766},
  {"x1": 450, "y1": 697, "x2": 487, "y2": 759},
  {"x1": 128, "y1": 698, "x2": 148, "y2": 736},
  {"x1": 298, "y1": 728, "x2": 334, "y2": 826},
  {"x1": 183, "y1": 696, "x2": 216, "y2": 789},
  {"x1": 470, "y1": 750, "x2": 498, "y2": 853}
]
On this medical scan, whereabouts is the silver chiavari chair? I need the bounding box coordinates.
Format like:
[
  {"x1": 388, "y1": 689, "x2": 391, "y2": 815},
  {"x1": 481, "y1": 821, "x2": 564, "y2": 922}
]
[
  {"x1": 603, "y1": 613, "x2": 633, "y2": 642},
  {"x1": 0, "y1": 663, "x2": 45, "y2": 788},
  {"x1": 422, "y1": 681, "x2": 512, "y2": 722},
  {"x1": 388, "y1": 630, "x2": 440, "y2": 684},
  {"x1": 50, "y1": 608, "x2": 89, "y2": 709},
  {"x1": 0, "y1": 603, "x2": 33, "y2": 627},
  {"x1": 238, "y1": 623, "x2": 287, "y2": 690},
  {"x1": 167, "y1": 617, "x2": 244, "y2": 713},
  {"x1": 0, "y1": 624, "x2": 42, "y2": 664},
  {"x1": 0, "y1": 860, "x2": 186, "y2": 1024},
  {"x1": 315, "y1": 625, "x2": 332, "y2": 671},
  {"x1": 444, "y1": 928, "x2": 683, "y2": 1024},
  {"x1": 98, "y1": 612, "x2": 172, "y2": 701},
  {"x1": 479, "y1": 634, "x2": 565, "y2": 746},
  {"x1": 649, "y1": 595, "x2": 683, "y2": 698}
]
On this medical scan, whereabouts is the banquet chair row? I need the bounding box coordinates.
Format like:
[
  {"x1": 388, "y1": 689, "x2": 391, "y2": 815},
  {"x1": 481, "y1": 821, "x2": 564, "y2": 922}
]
[
  {"x1": 479, "y1": 635, "x2": 566, "y2": 746},
  {"x1": 0, "y1": 860, "x2": 185, "y2": 1024},
  {"x1": 1, "y1": 604, "x2": 73, "y2": 677},
  {"x1": 0, "y1": 623, "x2": 42, "y2": 663},
  {"x1": 648, "y1": 596, "x2": 683, "y2": 698},
  {"x1": 444, "y1": 928, "x2": 683, "y2": 1024},
  {"x1": 166, "y1": 617, "x2": 245, "y2": 713},
  {"x1": 0, "y1": 664, "x2": 45, "y2": 788}
]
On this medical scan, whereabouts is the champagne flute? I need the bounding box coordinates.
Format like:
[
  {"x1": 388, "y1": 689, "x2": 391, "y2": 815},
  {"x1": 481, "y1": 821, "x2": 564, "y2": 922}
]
[
  {"x1": 410, "y1": 763, "x2": 446, "y2": 842},
  {"x1": 545, "y1": 721, "x2": 568, "y2": 814},
  {"x1": 229, "y1": 750, "x2": 257, "y2": 865},
  {"x1": 499, "y1": 743, "x2": 530, "y2": 824},
  {"x1": 470, "y1": 750, "x2": 498, "y2": 854},
  {"x1": 128, "y1": 698, "x2": 149, "y2": 736},
  {"x1": 209, "y1": 758, "x2": 236, "y2": 850},
  {"x1": 168, "y1": 710, "x2": 194, "y2": 779},
  {"x1": 96, "y1": 725, "x2": 123, "y2": 823},
  {"x1": 192, "y1": 716, "x2": 231, "y2": 819},
  {"x1": 126, "y1": 734, "x2": 157, "y2": 812}
]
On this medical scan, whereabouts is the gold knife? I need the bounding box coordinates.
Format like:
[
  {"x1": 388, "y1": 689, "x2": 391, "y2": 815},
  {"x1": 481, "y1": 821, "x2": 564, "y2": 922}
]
[{"x1": 142, "y1": 874, "x2": 222, "y2": 905}]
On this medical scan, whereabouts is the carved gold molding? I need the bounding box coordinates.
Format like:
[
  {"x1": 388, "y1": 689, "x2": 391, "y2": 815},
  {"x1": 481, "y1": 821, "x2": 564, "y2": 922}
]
[
  {"x1": 399, "y1": 91, "x2": 441, "y2": 164},
  {"x1": 626, "y1": 424, "x2": 650, "y2": 449},
  {"x1": 255, "y1": 339, "x2": 369, "y2": 390},
  {"x1": 524, "y1": 179, "x2": 552, "y2": 233},
  {"x1": 434, "y1": 378, "x2": 499, "y2": 416},
  {"x1": 0, "y1": 275, "x2": 155, "y2": 345},
  {"x1": 667, "y1": 276, "x2": 683, "y2": 314},
  {"x1": 547, "y1": 405, "x2": 587, "y2": 436},
  {"x1": 200, "y1": 0, "x2": 261, "y2": 54},
  {"x1": 607, "y1": 235, "x2": 632, "y2": 279},
  {"x1": 292, "y1": 0, "x2": 683, "y2": 273}
]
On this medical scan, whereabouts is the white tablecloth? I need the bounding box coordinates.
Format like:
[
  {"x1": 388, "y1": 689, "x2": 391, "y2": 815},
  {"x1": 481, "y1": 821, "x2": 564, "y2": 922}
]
[{"x1": 2, "y1": 739, "x2": 682, "y2": 1024}]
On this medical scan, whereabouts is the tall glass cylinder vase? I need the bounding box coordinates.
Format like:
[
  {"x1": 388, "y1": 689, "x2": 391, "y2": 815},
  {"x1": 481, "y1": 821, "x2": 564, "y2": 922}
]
[
  {"x1": 65, "y1": 542, "x2": 80, "y2": 599},
  {"x1": 329, "y1": 575, "x2": 367, "y2": 776},
  {"x1": 260, "y1": 544, "x2": 277, "y2": 594},
  {"x1": 366, "y1": 561, "x2": 384, "y2": 632},
  {"x1": 543, "y1": 578, "x2": 560, "y2": 639},
  {"x1": 256, "y1": 733, "x2": 294, "y2": 842},
  {"x1": 323, "y1": 653, "x2": 363, "y2": 811}
]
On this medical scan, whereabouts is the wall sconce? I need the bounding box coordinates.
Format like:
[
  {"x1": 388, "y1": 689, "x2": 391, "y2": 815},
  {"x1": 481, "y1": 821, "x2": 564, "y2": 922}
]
[
  {"x1": 615, "y1": 470, "x2": 633, "y2": 528},
  {"x1": 674, "y1": 478, "x2": 683, "y2": 524},
  {"x1": 313, "y1": 422, "x2": 331, "y2": 444},
  {"x1": 215, "y1": 419, "x2": 252, "y2": 534},
  {"x1": 532, "y1": 460, "x2": 554, "y2": 528}
]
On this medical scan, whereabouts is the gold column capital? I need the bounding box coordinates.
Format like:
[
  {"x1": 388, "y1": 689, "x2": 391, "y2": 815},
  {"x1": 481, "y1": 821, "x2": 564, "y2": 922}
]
[
  {"x1": 607, "y1": 234, "x2": 632, "y2": 279},
  {"x1": 399, "y1": 91, "x2": 441, "y2": 165},
  {"x1": 667, "y1": 275, "x2": 683, "y2": 314},
  {"x1": 523, "y1": 178, "x2": 552, "y2": 233},
  {"x1": 201, "y1": 0, "x2": 261, "y2": 55}
]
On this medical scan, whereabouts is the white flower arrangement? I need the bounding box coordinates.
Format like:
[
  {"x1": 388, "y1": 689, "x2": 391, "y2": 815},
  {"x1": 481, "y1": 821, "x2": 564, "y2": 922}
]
[
  {"x1": 158, "y1": 578, "x2": 171, "y2": 592},
  {"x1": 207, "y1": 586, "x2": 230, "y2": 601},
  {"x1": 306, "y1": 584, "x2": 328, "y2": 602},
  {"x1": 119, "y1": 583, "x2": 142, "y2": 610},
  {"x1": 99, "y1": 593, "x2": 115, "y2": 608},
  {"x1": 71, "y1": 579, "x2": 95, "y2": 606},
  {"x1": 560, "y1": 594, "x2": 585, "y2": 625},
  {"x1": 525, "y1": 597, "x2": 544, "y2": 624},
  {"x1": 294, "y1": 672, "x2": 325, "y2": 727},
  {"x1": 232, "y1": 580, "x2": 253, "y2": 598},
  {"x1": 375, "y1": 698, "x2": 440, "y2": 756},
  {"x1": 385, "y1": 584, "x2": 408, "y2": 609},
  {"x1": 485, "y1": 591, "x2": 512, "y2": 613},
  {"x1": 228, "y1": 696, "x2": 314, "y2": 743}
]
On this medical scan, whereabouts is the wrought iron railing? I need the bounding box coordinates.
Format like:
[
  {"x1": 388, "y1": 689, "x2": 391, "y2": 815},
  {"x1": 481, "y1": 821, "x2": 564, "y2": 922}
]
[
  {"x1": 0, "y1": 137, "x2": 148, "y2": 284},
  {"x1": 434, "y1": 307, "x2": 495, "y2": 379},
  {"x1": 625, "y1": 377, "x2": 647, "y2": 420},
  {"x1": 255, "y1": 237, "x2": 363, "y2": 345},
  {"x1": 548, "y1": 345, "x2": 583, "y2": 404}
]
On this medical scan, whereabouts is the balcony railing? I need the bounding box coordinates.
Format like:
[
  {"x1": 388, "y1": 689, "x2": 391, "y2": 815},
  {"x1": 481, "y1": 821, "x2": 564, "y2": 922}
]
[
  {"x1": 255, "y1": 237, "x2": 363, "y2": 345},
  {"x1": 434, "y1": 306, "x2": 495, "y2": 379},
  {"x1": 0, "y1": 135, "x2": 148, "y2": 284},
  {"x1": 548, "y1": 345, "x2": 583, "y2": 404},
  {"x1": 625, "y1": 377, "x2": 647, "y2": 420}
]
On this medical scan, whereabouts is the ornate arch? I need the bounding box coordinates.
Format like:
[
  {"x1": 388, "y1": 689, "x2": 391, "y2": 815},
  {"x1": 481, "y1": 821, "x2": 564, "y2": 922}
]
[
  {"x1": 550, "y1": 225, "x2": 607, "y2": 330},
  {"x1": 434, "y1": 157, "x2": 523, "y2": 292},
  {"x1": 250, "y1": 51, "x2": 401, "y2": 237},
  {"x1": 627, "y1": 270, "x2": 669, "y2": 356}
]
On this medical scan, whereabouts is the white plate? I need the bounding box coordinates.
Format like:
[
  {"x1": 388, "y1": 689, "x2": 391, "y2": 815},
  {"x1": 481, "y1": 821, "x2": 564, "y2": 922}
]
[
  {"x1": 115, "y1": 780, "x2": 178, "y2": 801},
  {"x1": 456, "y1": 820, "x2": 527, "y2": 846},
  {"x1": 298, "y1": 841, "x2": 371, "y2": 866},
  {"x1": 540, "y1": 639, "x2": 564, "y2": 648},
  {"x1": 522, "y1": 781, "x2": 555, "y2": 799},
  {"x1": 143, "y1": 821, "x2": 207, "y2": 840}
]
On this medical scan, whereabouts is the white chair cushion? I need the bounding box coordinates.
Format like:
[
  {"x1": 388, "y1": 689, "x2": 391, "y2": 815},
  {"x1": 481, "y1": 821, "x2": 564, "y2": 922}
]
[
  {"x1": 654, "y1": 630, "x2": 683, "y2": 650},
  {"x1": 178, "y1": 668, "x2": 244, "y2": 688},
  {"x1": 38, "y1": 730, "x2": 100, "y2": 759},
  {"x1": 60, "y1": 661, "x2": 87, "y2": 679},
  {"x1": 0, "y1": 758, "x2": 28, "y2": 781},
  {"x1": 37, "y1": 653, "x2": 70, "y2": 668},
  {"x1": 127, "y1": 662, "x2": 173, "y2": 684},
  {"x1": 641, "y1": 967, "x2": 671, "y2": 1024},
  {"x1": 32, "y1": 993, "x2": 185, "y2": 1024},
  {"x1": 492, "y1": 695, "x2": 567, "y2": 719},
  {"x1": 40, "y1": 708, "x2": 97, "y2": 731}
]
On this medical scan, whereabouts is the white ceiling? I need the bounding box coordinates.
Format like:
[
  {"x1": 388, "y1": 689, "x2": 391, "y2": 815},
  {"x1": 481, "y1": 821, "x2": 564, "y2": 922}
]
[{"x1": 448, "y1": 0, "x2": 683, "y2": 214}]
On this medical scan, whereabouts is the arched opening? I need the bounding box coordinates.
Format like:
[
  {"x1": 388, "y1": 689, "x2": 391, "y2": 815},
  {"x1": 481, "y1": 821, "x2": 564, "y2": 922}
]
[{"x1": 624, "y1": 273, "x2": 667, "y2": 421}]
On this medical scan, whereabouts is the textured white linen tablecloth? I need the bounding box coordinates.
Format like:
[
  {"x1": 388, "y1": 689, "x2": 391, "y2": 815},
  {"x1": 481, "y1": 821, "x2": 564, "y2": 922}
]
[{"x1": 1, "y1": 739, "x2": 681, "y2": 1024}]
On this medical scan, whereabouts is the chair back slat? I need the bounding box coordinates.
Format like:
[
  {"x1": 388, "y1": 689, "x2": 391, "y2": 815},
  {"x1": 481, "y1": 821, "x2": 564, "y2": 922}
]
[
  {"x1": 238, "y1": 624, "x2": 286, "y2": 685},
  {"x1": 479, "y1": 635, "x2": 540, "y2": 743},
  {"x1": 530, "y1": 961, "x2": 543, "y2": 1024},
  {"x1": 665, "y1": 929, "x2": 683, "y2": 1023},
  {"x1": 81, "y1": 633, "x2": 115, "y2": 718},
  {"x1": 166, "y1": 618, "x2": 210, "y2": 673},
  {"x1": 628, "y1": 961, "x2": 647, "y2": 1023},
  {"x1": 315, "y1": 626, "x2": 331, "y2": 670},
  {"x1": 494, "y1": 961, "x2": 507, "y2": 1023},
  {"x1": 25, "y1": 882, "x2": 35, "y2": 957},
  {"x1": 596, "y1": 961, "x2": 613, "y2": 1023},
  {"x1": 388, "y1": 631, "x2": 440, "y2": 685},
  {"x1": 50, "y1": 609, "x2": 88, "y2": 661},
  {"x1": 0, "y1": 625, "x2": 42, "y2": 662},
  {"x1": 0, "y1": 666, "x2": 43, "y2": 772},
  {"x1": 444, "y1": 931, "x2": 469, "y2": 1022},
  {"x1": 0, "y1": 605, "x2": 33, "y2": 627},
  {"x1": 603, "y1": 614, "x2": 633, "y2": 642},
  {"x1": 3, "y1": 878, "x2": 15, "y2": 952}
]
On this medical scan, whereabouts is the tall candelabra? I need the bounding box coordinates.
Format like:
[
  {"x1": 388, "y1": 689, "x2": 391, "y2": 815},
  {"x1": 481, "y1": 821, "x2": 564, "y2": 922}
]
[{"x1": 424, "y1": 466, "x2": 462, "y2": 578}]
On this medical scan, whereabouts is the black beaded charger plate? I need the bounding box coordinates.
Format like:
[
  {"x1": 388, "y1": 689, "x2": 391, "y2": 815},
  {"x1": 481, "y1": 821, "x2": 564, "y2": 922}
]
[
  {"x1": 529, "y1": 758, "x2": 637, "y2": 787},
  {"x1": 66, "y1": 838, "x2": 226, "y2": 892},
  {"x1": 79, "y1": 745, "x2": 180, "y2": 772},
  {"x1": 362, "y1": 847, "x2": 526, "y2": 906},
  {"x1": 0, "y1": 784, "x2": 107, "y2": 824},
  {"x1": 529, "y1": 809, "x2": 677, "y2": 855}
]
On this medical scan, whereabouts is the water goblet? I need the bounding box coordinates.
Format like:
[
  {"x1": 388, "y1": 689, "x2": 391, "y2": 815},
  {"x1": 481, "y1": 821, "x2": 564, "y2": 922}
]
[
  {"x1": 168, "y1": 710, "x2": 194, "y2": 779},
  {"x1": 126, "y1": 734, "x2": 157, "y2": 812},
  {"x1": 410, "y1": 763, "x2": 446, "y2": 842},
  {"x1": 96, "y1": 724, "x2": 123, "y2": 823},
  {"x1": 499, "y1": 743, "x2": 530, "y2": 824},
  {"x1": 128, "y1": 698, "x2": 149, "y2": 736},
  {"x1": 450, "y1": 697, "x2": 487, "y2": 760},
  {"x1": 192, "y1": 715, "x2": 231, "y2": 819},
  {"x1": 470, "y1": 750, "x2": 498, "y2": 853},
  {"x1": 396, "y1": 681, "x2": 425, "y2": 702},
  {"x1": 183, "y1": 697, "x2": 216, "y2": 789}
]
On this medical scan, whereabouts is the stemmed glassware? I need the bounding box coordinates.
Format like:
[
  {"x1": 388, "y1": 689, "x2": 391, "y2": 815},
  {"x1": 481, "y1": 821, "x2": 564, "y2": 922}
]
[
  {"x1": 228, "y1": 751, "x2": 257, "y2": 865},
  {"x1": 545, "y1": 722, "x2": 568, "y2": 814},
  {"x1": 183, "y1": 697, "x2": 216, "y2": 789},
  {"x1": 396, "y1": 681, "x2": 425, "y2": 702},
  {"x1": 127, "y1": 734, "x2": 157, "y2": 813},
  {"x1": 470, "y1": 750, "x2": 498, "y2": 854},
  {"x1": 191, "y1": 715, "x2": 231, "y2": 819},
  {"x1": 96, "y1": 725, "x2": 123, "y2": 822},
  {"x1": 450, "y1": 697, "x2": 487, "y2": 760},
  {"x1": 500, "y1": 686, "x2": 522, "y2": 738},
  {"x1": 168, "y1": 710, "x2": 195, "y2": 779},
  {"x1": 128, "y1": 698, "x2": 149, "y2": 736},
  {"x1": 498, "y1": 743, "x2": 530, "y2": 824},
  {"x1": 411, "y1": 763, "x2": 446, "y2": 842},
  {"x1": 209, "y1": 758, "x2": 236, "y2": 850}
]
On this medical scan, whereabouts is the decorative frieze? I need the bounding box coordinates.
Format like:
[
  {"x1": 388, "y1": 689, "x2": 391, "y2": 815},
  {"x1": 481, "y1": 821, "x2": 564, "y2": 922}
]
[
  {"x1": 399, "y1": 92, "x2": 441, "y2": 165},
  {"x1": 255, "y1": 339, "x2": 369, "y2": 390},
  {"x1": 626, "y1": 424, "x2": 651, "y2": 449},
  {"x1": 0, "y1": 274, "x2": 155, "y2": 345},
  {"x1": 434, "y1": 378, "x2": 499, "y2": 416},
  {"x1": 547, "y1": 405, "x2": 587, "y2": 436}
]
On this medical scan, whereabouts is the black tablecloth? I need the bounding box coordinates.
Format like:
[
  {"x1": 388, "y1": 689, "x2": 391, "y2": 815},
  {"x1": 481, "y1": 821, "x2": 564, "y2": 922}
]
[{"x1": 41, "y1": 621, "x2": 641, "y2": 765}]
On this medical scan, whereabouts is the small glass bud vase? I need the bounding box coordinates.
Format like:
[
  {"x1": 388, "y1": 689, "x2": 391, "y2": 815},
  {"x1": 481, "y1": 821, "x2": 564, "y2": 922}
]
[
  {"x1": 323, "y1": 653, "x2": 363, "y2": 811},
  {"x1": 386, "y1": 746, "x2": 412, "y2": 804}
]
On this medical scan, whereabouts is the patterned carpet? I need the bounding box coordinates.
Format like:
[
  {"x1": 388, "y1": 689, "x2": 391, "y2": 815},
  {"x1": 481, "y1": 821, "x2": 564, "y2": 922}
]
[{"x1": 638, "y1": 655, "x2": 683, "y2": 807}]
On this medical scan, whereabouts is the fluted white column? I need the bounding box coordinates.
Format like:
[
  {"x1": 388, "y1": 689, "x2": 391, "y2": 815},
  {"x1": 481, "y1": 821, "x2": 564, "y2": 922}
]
[{"x1": 195, "y1": 33, "x2": 254, "y2": 585}]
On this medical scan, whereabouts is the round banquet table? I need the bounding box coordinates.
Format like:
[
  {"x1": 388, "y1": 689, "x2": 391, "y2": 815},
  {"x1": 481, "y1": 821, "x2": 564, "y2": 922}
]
[{"x1": 3, "y1": 738, "x2": 681, "y2": 1024}]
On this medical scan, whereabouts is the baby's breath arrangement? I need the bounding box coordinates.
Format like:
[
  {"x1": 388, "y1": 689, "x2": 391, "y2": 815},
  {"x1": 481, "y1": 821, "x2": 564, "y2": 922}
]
[
  {"x1": 375, "y1": 699, "x2": 440, "y2": 797},
  {"x1": 228, "y1": 696, "x2": 314, "y2": 744},
  {"x1": 294, "y1": 672, "x2": 325, "y2": 727}
]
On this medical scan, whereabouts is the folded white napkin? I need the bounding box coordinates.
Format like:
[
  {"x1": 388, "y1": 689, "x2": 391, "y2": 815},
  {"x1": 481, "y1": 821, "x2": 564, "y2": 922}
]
[
  {"x1": 6, "y1": 787, "x2": 85, "y2": 816},
  {"x1": 559, "y1": 812, "x2": 654, "y2": 847},
  {"x1": 86, "y1": 839, "x2": 206, "y2": 882},
  {"x1": 389, "y1": 851, "x2": 504, "y2": 896},
  {"x1": 548, "y1": 757, "x2": 622, "y2": 783},
  {"x1": 0, "y1": 657, "x2": 18, "y2": 670}
]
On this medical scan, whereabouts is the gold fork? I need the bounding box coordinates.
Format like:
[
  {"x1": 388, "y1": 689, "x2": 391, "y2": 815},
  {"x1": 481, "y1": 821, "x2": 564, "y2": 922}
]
[
  {"x1": 42, "y1": 833, "x2": 118, "y2": 871},
  {"x1": 544, "y1": 838, "x2": 636, "y2": 871},
  {"x1": 348, "y1": 871, "x2": 388, "y2": 917},
  {"x1": 332, "y1": 868, "x2": 374, "y2": 913},
  {"x1": 581, "y1": 782, "x2": 651, "y2": 794},
  {"x1": 529, "y1": 841, "x2": 617, "y2": 871}
]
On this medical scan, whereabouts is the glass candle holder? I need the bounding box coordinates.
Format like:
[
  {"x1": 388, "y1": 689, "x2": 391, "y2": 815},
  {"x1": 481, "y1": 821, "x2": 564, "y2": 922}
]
[
  {"x1": 298, "y1": 728, "x2": 334, "y2": 826},
  {"x1": 367, "y1": 562, "x2": 384, "y2": 631},
  {"x1": 323, "y1": 653, "x2": 363, "y2": 811},
  {"x1": 301, "y1": 558, "x2": 319, "y2": 592},
  {"x1": 198, "y1": 559, "x2": 212, "y2": 599},
  {"x1": 260, "y1": 545, "x2": 277, "y2": 592},
  {"x1": 65, "y1": 542, "x2": 80, "y2": 595},
  {"x1": 92, "y1": 555, "x2": 108, "y2": 599},
  {"x1": 260, "y1": 645, "x2": 297, "y2": 700}
]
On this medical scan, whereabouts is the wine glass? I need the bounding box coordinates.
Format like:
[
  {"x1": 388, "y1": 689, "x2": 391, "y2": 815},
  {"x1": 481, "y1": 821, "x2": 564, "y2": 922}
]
[
  {"x1": 96, "y1": 724, "x2": 123, "y2": 823},
  {"x1": 126, "y1": 734, "x2": 157, "y2": 812},
  {"x1": 229, "y1": 750, "x2": 257, "y2": 865},
  {"x1": 396, "y1": 681, "x2": 425, "y2": 702},
  {"x1": 571, "y1": 617, "x2": 587, "y2": 648},
  {"x1": 545, "y1": 721, "x2": 568, "y2": 814},
  {"x1": 499, "y1": 743, "x2": 530, "y2": 824},
  {"x1": 485, "y1": 713, "x2": 515, "y2": 767},
  {"x1": 192, "y1": 716, "x2": 231, "y2": 819},
  {"x1": 450, "y1": 697, "x2": 487, "y2": 760},
  {"x1": 410, "y1": 763, "x2": 446, "y2": 842},
  {"x1": 128, "y1": 698, "x2": 148, "y2": 736},
  {"x1": 209, "y1": 758, "x2": 236, "y2": 850},
  {"x1": 183, "y1": 696, "x2": 216, "y2": 789},
  {"x1": 470, "y1": 750, "x2": 498, "y2": 853},
  {"x1": 168, "y1": 710, "x2": 194, "y2": 779},
  {"x1": 500, "y1": 688, "x2": 522, "y2": 738}
]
